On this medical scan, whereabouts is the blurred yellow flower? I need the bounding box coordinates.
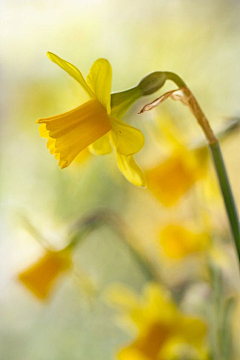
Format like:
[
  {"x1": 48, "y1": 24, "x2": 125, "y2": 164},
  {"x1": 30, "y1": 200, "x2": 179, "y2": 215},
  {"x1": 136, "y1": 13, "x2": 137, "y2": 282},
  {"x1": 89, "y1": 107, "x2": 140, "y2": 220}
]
[
  {"x1": 146, "y1": 145, "x2": 208, "y2": 207},
  {"x1": 159, "y1": 224, "x2": 210, "y2": 259},
  {"x1": 37, "y1": 52, "x2": 145, "y2": 187},
  {"x1": 108, "y1": 283, "x2": 208, "y2": 360},
  {"x1": 18, "y1": 248, "x2": 72, "y2": 300}
]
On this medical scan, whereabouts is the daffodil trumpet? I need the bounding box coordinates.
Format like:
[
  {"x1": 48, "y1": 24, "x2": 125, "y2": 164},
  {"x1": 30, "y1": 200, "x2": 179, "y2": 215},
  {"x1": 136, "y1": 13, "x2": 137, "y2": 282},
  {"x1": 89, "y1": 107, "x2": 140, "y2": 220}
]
[{"x1": 140, "y1": 72, "x2": 240, "y2": 265}]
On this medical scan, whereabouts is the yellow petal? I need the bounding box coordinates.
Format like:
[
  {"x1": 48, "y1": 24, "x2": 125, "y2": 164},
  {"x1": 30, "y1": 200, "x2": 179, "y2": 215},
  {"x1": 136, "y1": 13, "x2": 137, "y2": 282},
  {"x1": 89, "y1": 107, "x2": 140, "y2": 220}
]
[
  {"x1": 47, "y1": 52, "x2": 94, "y2": 99},
  {"x1": 38, "y1": 99, "x2": 111, "y2": 168},
  {"x1": 86, "y1": 58, "x2": 112, "y2": 114},
  {"x1": 18, "y1": 250, "x2": 71, "y2": 300},
  {"x1": 88, "y1": 133, "x2": 112, "y2": 155},
  {"x1": 110, "y1": 117, "x2": 144, "y2": 156},
  {"x1": 117, "y1": 154, "x2": 146, "y2": 187},
  {"x1": 159, "y1": 224, "x2": 210, "y2": 259}
]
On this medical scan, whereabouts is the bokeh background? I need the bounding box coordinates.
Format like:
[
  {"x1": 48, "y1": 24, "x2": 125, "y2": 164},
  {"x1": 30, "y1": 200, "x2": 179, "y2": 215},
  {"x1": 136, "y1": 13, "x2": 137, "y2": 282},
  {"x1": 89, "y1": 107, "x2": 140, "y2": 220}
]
[{"x1": 1, "y1": 0, "x2": 240, "y2": 359}]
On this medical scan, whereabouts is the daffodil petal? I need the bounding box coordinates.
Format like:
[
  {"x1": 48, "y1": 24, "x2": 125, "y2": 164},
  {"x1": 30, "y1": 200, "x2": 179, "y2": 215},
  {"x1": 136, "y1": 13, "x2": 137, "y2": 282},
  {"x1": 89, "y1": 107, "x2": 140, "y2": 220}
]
[
  {"x1": 47, "y1": 52, "x2": 94, "y2": 98},
  {"x1": 89, "y1": 133, "x2": 112, "y2": 155},
  {"x1": 117, "y1": 154, "x2": 146, "y2": 187},
  {"x1": 86, "y1": 58, "x2": 112, "y2": 114},
  {"x1": 110, "y1": 117, "x2": 144, "y2": 156}
]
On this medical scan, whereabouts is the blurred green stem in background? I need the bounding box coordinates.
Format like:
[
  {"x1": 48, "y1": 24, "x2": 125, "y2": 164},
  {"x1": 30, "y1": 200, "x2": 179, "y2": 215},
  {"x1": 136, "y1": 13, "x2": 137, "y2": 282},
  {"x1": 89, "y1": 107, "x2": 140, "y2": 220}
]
[
  {"x1": 166, "y1": 72, "x2": 240, "y2": 265},
  {"x1": 68, "y1": 210, "x2": 160, "y2": 282},
  {"x1": 209, "y1": 262, "x2": 236, "y2": 360}
]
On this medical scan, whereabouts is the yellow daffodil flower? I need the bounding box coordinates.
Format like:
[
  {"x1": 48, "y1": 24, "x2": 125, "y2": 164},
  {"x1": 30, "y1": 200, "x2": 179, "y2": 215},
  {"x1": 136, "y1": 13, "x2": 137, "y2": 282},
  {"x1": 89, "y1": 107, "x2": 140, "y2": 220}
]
[
  {"x1": 107, "y1": 283, "x2": 208, "y2": 360},
  {"x1": 145, "y1": 112, "x2": 239, "y2": 207},
  {"x1": 18, "y1": 248, "x2": 72, "y2": 300},
  {"x1": 146, "y1": 145, "x2": 208, "y2": 207},
  {"x1": 145, "y1": 113, "x2": 209, "y2": 207},
  {"x1": 159, "y1": 224, "x2": 210, "y2": 259},
  {"x1": 37, "y1": 52, "x2": 146, "y2": 187}
]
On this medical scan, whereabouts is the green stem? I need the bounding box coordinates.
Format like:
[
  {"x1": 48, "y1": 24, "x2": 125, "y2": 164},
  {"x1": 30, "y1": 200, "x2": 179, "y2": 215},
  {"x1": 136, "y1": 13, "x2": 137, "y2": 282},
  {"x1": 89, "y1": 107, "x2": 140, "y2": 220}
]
[{"x1": 209, "y1": 142, "x2": 240, "y2": 262}]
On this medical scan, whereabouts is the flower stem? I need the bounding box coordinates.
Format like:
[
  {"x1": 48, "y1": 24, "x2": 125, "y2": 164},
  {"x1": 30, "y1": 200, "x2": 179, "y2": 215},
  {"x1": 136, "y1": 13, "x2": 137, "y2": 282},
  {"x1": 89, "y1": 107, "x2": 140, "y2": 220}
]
[{"x1": 209, "y1": 142, "x2": 240, "y2": 262}]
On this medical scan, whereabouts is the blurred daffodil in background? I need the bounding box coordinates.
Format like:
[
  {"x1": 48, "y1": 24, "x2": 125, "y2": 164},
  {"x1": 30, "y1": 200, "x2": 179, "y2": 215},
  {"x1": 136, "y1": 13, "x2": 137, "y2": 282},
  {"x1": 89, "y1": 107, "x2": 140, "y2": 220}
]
[
  {"x1": 38, "y1": 52, "x2": 146, "y2": 187},
  {"x1": 146, "y1": 146, "x2": 208, "y2": 207},
  {"x1": 18, "y1": 248, "x2": 72, "y2": 300},
  {"x1": 107, "y1": 283, "x2": 208, "y2": 360},
  {"x1": 145, "y1": 108, "x2": 240, "y2": 208},
  {"x1": 159, "y1": 224, "x2": 210, "y2": 259},
  {"x1": 145, "y1": 114, "x2": 209, "y2": 206}
]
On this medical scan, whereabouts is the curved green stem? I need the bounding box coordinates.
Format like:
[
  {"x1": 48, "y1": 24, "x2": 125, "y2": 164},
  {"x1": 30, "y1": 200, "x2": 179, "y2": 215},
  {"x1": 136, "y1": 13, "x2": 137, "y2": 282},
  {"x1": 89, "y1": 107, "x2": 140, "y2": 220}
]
[{"x1": 164, "y1": 71, "x2": 187, "y2": 88}]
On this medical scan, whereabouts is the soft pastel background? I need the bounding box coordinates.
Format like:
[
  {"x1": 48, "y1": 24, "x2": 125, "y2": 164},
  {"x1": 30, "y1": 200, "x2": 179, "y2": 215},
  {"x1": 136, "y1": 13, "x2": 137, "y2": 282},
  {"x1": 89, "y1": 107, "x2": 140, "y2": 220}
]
[{"x1": 1, "y1": 0, "x2": 240, "y2": 359}]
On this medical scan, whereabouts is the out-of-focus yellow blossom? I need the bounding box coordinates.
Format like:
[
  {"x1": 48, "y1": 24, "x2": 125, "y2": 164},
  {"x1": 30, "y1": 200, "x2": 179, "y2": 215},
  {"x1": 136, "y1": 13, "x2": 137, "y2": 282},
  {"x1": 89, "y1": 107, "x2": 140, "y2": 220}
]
[
  {"x1": 37, "y1": 52, "x2": 145, "y2": 187},
  {"x1": 18, "y1": 248, "x2": 72, "y2": 300},
  {"x1": 159, "y1": 224, "x2": 210, "y2": 259},
  {"x1": 146, "y1": 114, "x2": 239, "y2": 207},
  {"x1": 146, "y1": 145, "x2": 208, "y2": 207},
  {"x1": 107, "y1": 283, "x2": 208, "y2": 360}
]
